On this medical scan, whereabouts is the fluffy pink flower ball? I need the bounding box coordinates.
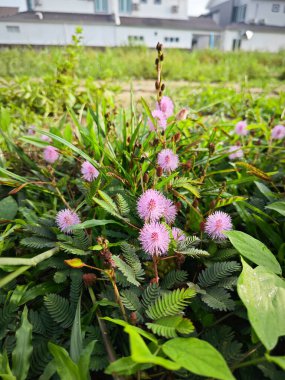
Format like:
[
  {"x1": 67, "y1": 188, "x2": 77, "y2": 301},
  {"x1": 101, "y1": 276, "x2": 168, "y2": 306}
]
[
  {"x1": 81, "y1": 161, "x2": 99, "y2": 182},
  {"x1": 41, "y1": 135, "x2": 52, "y2": 142},
  {"x1": 172, "y1": 227, "x2": 186, "y2": 242},
  {"x1": 43, "y1": 146, "x2": 59, "y2": 164},
  {"x1": 56, "y1": 209, "x2": 81, "y2": 234},
  {"x1": 139, "y1": 222, "x2": 170, "y2": 256},
  {"x1": 137, "y1": 189, "x2": 165, "y2": 222},
  {"x1": 156, "y1": 96, "x2": 174, "y2": 118},
  {"x1": 205, "y1": 211, "x2": 232, "y2": 240},
  {"x1": 162, "y1": 198, "x2": 177, "y2": 224},
  {"x1": 271, "y1": 125, "x2": 285, "y2": 140},
  {"x1": 148, "y1": 110, "x2": 167, "y2": 131},
  {"x1": 228, "y1": 146, "x2": 243, "y2": 160},
  {"x1": 157, "y1": 149, "x2": 179, "y2": 173},
  {"x1": 235, "y1": 121, "x2": 248, "y2": 136}
]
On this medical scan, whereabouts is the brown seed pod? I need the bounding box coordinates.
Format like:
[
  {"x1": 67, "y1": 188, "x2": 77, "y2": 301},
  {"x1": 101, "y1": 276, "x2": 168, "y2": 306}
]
[{"x1": 156, "y1": 166, "x2": 163, "y2": 177}]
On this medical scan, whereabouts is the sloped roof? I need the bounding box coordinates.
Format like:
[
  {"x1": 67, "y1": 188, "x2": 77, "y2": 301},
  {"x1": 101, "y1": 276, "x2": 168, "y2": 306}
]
[
  {"x1": 0, "y1": 7, "x2": 19, "y2": 17},
  {"x1": 226, "y1": 22, "x2": 285, "y2": 34},
  {"x1": 120, "y1": 16, "x2": 222, "y2": 31},
  {"x1": 0, "y1": 11, "x2": 221, "y2": 31}
]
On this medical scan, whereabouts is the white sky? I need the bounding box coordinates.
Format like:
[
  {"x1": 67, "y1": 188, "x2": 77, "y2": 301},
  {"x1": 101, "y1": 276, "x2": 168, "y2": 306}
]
[{"x1": 0, "y1": 0, "x2": 208, "y2": 15}]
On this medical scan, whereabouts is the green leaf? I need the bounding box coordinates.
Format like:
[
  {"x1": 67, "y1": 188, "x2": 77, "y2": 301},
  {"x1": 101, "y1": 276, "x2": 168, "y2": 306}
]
[
  {"x1": 0, "y1": 351, "x2": 16, "y2": 380},
  {"x1": 0, "y1": 196, "x2": 18, "y2": 220},
  {"x1": 265, "y1": 201, "x2": 285, "y2": 216},
  {"x1": 162, "y1": 337, "x2": 235, "y2": 380},
  {"x1": 11, "y1": 306, "x2": 33, "y2": 380},
  {"x1": 146, "y1": 315, "x2": 194, "y2": 338},
  {"x1": 102, "y1": 317, "x2": 158, "y2": 344},
  {"x1": 128, "y1": 329, "x2": 180, "y2": 371},
  {"x1": 48, "y1": 342, "x2": 80, "y2": 380},
  {"x1": 237, "y1": 259, "x2": 285, "y2": 350},
  {"x1": 111, "y1": 256, "x2": 140, "y2": 287},
  {"x1": 105, "y1": 357, "x2": 152, "y2": 376},
  {"x1": 70, "y1": 298, "x2": 82, "y2": 363},
  {"x1": 70, "y1": 219, "x2": 124, "y2": 230},
  {"x1": 77, "y1": 341, "x2": 96, "y2": 380},
  {"x1": 225, "y1": 231, "x2": 281, "y2": 275},
  {"x1": 265, "y1": 354, "x2": 285, "y2": 370}
]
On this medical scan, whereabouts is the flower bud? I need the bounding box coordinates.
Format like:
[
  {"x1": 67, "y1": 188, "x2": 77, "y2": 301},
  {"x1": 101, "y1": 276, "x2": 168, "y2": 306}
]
[
  {"x1": 160, "y1": 54, "x2": 164, "y2": 61},
  {"x1": 200, "y1": 221, "x2": 206, "y2": 232},
  {"x1": 155, "y1": 80, "x2": 160, "y2": 90},
  {"x1": 143, "y1": 172, "x2": 149, "y2": 183},
  {"x1": 185, "y1": 160, "x2": 192, "y2": 170},
  {"x1": 175, "y1": 201, "x2": 182, "y2": 211},
  {"x1": 130, "y1": 312, "x2": 137, "y2": 325},
  {"x1": 82, "y1": 273, "x2": 97, "y2": 287},
  {"x1": 173, "y1": 132, "x2": 181, "y2": 143},
  {"x1": 156, "y1": 166, "x2": 163, "y2": 177},
  {"x1": 155, "y1": 58, "x2": 159, "y2": 66},
  {"x1": 192, "y1": 198, "x2": 199, "y2": 208},
  {"x1": 176, "y1": 108, "x2": 189, "y2": 121},
  {"x1": 161, "y1": 83, "x2": 165, "y2": 91},
  {"x1": 210, "y1": 199, "x2": 217, "y2": 209},
  {"x1": 208, "y1": 142, "x2": 215, "y2": 154}
]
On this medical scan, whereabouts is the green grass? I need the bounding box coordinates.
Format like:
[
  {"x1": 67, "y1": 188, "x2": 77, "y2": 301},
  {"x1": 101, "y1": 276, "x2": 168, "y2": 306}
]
[{"x1": 1, "y1": 46, "x2": 285, "y2": 84}]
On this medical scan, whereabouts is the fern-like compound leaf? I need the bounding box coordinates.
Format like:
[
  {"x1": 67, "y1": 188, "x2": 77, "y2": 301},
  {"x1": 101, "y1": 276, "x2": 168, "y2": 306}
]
[
  {"x1": 116, "y1": 194, "x2": 130, "y2": 216},
  {"x1": 146, "y1": 315, "x2": 194, "y2": 338},
  {"x1": 201, "y1": 287, "x2": 235, "y2": 311},
  {"x1": 112, "y1": 256, "x2": 140, "y2": 287},
  {"x1": 146, "y1": 288, "x2": 196, "y2": 320},
  {"x1": 198, "y1": 261, "x2": 241, "y2": 288},
  {"x1": 161, "y1": 270, "x2": 188, "y2": 290},
  {"x1": 142, "y1": 283, "x2": 160, "y2": 309}
]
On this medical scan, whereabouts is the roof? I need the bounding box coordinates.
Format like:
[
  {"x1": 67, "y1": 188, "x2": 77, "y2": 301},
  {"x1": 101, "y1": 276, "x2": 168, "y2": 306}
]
[
  {"x1": 0, "y1": 11, "x2": 222, "y2": 31},
  {"x1": 120, "y1": 16, "x2": 222, "y2": 31},
  {"x1": 0, "y1": 7, "x2": 19, "y2": 17},
  {"x1": 0, "y1": 11, "x2": 114, "y2": 24},
  {"x1": 226, "y1": 22, "x2": 285, "y2": 34}
]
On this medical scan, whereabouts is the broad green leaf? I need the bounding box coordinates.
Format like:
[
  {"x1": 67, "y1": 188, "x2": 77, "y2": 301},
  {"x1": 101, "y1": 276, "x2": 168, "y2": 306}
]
[
  {"x1": 0, "y1": 196, "x2": 18, "y2": 220},
  {"x1": 225, "y1": 231, "x2": 281, "y2": 275},
  {"x1": 77, "y1": 341, "x2": 96, "y2": 380},
  {"x1": 105, "y1": 356, "x2": 152, "y2": 376},
  {"x1": 255, "y1": 182, "x2": 276, "y2": 201},
  {"x1": 102, "y1": 317, "x2": 157, "y2": 344},
  {"x1": 12, "y1": 306, "x2": 33, "y2": 380},
  {"x1": 48, "y1": 343, "x2": 80, "y2": 380},
  {"x1": 265, "y1": 354, "x2": 285, "y2": 370},
  {"x1": 70, "y1": 298, "x2": 82, "y2": 363},
  {"x1": 0, "y1": 351, "x2": 15, "y2": 380},
  {"x1": 237, "y1": 259, "x2": 285, "y2": 350},
  {"x1": 129, "y1": 329, "x2": 180, "y2": 371},
  {"x1": 70, "y1": 219, "x2": 124, "y2": 230},
  {"x1": 162, "y1": 337, "x2": 235, "y2": 380},
  {"x1": 265, "y1": 202, "x2": 285, "y2": 216}
]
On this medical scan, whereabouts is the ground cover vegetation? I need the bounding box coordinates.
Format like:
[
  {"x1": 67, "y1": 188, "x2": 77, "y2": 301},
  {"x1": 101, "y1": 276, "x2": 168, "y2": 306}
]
[{"x1": 0, "y1": 36, "x2": 285, "y2": 380}]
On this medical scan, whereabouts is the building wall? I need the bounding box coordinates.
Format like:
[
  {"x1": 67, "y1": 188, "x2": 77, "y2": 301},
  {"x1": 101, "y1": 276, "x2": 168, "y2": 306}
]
[
  {"x1": 222, "y1": 29, "x2": 285, "y2": 51},
  {"x1": 30, "y1": 0, "x2": 96, "y2": 14},
  {"x1": 209, "y1": 0, "x2": 234, "y2": 26},
  {"x1": 117, "y1": 26, "x2": 192, "y2": 48},
  {"x1": 127, "y1": 0, "x2": 188, "y2": 20},
  {"x1": 244, "y1": 0, "x2": 285, "y2": 26},
  {"x1": 0, "y1": 22, "x2": 115, "y2": 46}
]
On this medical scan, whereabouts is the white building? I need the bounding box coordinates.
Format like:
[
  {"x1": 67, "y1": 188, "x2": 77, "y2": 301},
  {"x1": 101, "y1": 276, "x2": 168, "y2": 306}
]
[
  {"x1": 206, "y1": 0, "x2": 285, "y2": 51},
  {"x1": 0, "y1": 0, "x2": 284, "y2": 51},
  {"x1": 0, "y1": 0, "x2": 221, "y2": 49}
]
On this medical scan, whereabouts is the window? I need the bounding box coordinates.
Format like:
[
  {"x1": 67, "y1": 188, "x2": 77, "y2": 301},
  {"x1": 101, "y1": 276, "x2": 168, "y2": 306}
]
[
  {"x1": 128, "y1": 35, "x2": 144, "y2": 42},
  {"x1": 95, "y1": 0, "x2": 108, "y2": 13},
  {"x1": 272, "y1": 4, "x2": 280, "y2": 12},
  {"x1": 232, "y1": 39, "x2": 241, "y2": 51},
  {"x1": 6, "y1": 25, "x2": 20, "y2": 33},
  {"x1": 119, "y1": 0, "x2": 131, "y2": 13},
  {"x1": 164, "y1": 36, "x2": 179, "y2": 43},
  {"x1": 232, "y1": 5, "x2": 247, "y2": 22},
  {"x1": 140, "y1": 0, "x2": 147, "y2": 3},
  {"x1": 154, "y1": 0, "x2": 161, "y2": 4}
]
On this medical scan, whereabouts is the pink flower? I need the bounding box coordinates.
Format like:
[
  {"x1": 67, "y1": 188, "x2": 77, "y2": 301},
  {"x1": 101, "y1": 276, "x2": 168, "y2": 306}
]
[
  {"x1": 148, "y1": 110, "x2": 167, "y2": 131},
  {"x1": 27, "y1": 125, "x2": 36, "y2": 135},
  {"x1": 81, "y1": 161, "x2": 99, "y2": 182},
  {"x1": 56, "y1": 209, "x2": 81, "y2": 233},
  {"x1": 271, "y1": 125, "x2": 285, "y2": 140},
  {"x1": 235, "y1": 121, "x2": 248, "y2": 136},
  {"x1": 41, "y1": 134, "x2": 52, "y2": 143},
  {"x1": 157, "y1": 149, "x2": 179, "y2": 173},
  {"x1": 176, "y1": 108, "x2": 189, "y2": 121},
  {"x1": 156, "y1": 96, "x2": 174, "y2": 118},
  {"x1": 43, "y1": 146, "x2": 59, "y2": 164},
  {"x1": 172, "y1": 227, "x2": 186, "y2": 242},
  {"x1": 139, "y1": 222, "x2": 170, "y2": 256},
  {"x1": 137, "y1": 189, "x2": 165, "y2": 222},
  {"x1": 162, "y1": 198, "x2": 177, "y2": 224},
  {"x1": 205, "y1": 211, "x2": 232, "y2": 240},
  {"x1": 228, "y1": 146, "x2": 243, "y2": 160}
]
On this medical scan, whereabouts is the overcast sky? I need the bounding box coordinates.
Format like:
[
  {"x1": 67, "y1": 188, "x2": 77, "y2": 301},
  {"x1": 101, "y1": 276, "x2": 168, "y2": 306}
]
[{"x1": 0, "y1": 0, "x2": 208, "y2": 15}]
